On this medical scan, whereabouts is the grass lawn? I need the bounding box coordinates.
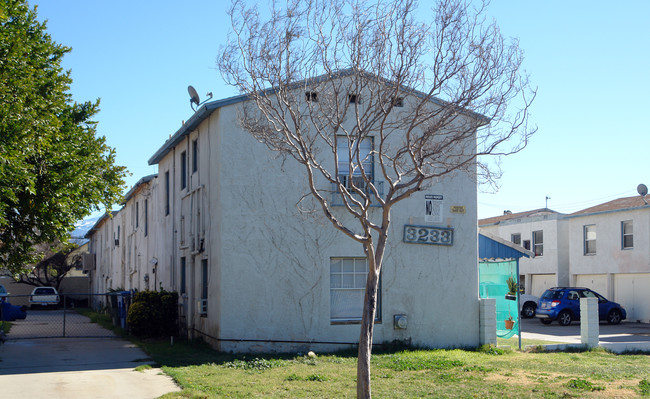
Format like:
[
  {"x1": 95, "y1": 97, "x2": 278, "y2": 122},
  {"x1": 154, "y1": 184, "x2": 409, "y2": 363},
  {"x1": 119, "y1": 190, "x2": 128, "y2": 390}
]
[
  {"x1": 75, "y1": 309, "x2": 650, "y2": 398},
  {"x1": 135, "y1": 340, "x2": 650, "y2": 398}
]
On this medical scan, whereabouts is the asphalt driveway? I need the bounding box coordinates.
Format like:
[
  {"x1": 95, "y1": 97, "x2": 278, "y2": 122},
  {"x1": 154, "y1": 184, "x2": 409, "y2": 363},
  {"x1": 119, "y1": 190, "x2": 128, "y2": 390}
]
[
  {"x1": 519, "y1": 317, "x2": 650, "y2": 352},
  {"x1": 0, "y1": 335, "x2": 180, "y2": 399}
]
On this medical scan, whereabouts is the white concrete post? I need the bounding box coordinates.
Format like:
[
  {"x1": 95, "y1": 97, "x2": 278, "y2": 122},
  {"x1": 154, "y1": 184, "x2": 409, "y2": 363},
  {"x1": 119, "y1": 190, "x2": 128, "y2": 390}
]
[
  {"x1": 479, "y1": 298, "x2": 497, "y2": 346},
  {"x1": 580, "y1": 297, "x2": 599, "y2": 347}
]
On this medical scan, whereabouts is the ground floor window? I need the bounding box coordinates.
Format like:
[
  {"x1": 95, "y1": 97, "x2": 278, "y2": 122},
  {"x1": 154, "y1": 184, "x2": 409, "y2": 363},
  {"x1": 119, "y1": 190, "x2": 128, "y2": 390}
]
[{"x1": 330, "y1": 257, "x2": 381, "y2": 323}]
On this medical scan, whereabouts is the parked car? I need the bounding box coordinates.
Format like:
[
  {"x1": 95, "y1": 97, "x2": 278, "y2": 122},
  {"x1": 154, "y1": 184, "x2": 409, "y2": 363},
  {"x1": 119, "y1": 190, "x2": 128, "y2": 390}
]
[
  {"x1": 536, "y1": 287, "x2": 626, "y2": 326},
  {"x1": 520, "y1": 294, "x2": 538, "y2": 318},
  {"x1": 29, "y1": 287, "x2": 60, "y2": 309}
]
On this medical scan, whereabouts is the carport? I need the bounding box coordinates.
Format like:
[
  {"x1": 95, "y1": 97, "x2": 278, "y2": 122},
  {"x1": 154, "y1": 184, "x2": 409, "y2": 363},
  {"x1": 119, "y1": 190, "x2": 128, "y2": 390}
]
[{"x1": 478, "y1": 231, "x2": 534, "y2": 349}]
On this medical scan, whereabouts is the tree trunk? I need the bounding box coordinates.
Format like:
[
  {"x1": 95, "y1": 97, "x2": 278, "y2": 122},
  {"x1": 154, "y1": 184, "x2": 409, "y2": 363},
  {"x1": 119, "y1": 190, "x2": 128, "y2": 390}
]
[{"x1": 357, "y1": 268, "x2": 379, "y2": 399}]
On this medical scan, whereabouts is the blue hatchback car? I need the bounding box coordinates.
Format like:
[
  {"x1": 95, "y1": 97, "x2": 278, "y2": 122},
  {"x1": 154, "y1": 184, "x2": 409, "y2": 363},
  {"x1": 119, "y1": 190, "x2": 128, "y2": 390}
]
[{"x1": 536, "y1": 287, "x2": 626, "y2": 326}]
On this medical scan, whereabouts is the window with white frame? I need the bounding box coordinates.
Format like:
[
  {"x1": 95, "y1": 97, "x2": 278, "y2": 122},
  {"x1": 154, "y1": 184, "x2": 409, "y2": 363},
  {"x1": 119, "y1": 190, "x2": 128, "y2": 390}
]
[
  {"x1": 337, "y1": 136, "x2": 373, "y2": 190},
  {"x1": 532, "y1": 230, "x2": 543, "y2": 256},
  {"x1": 511, "y1": 233, "x2": 521, "y2": 245},
  {"x1": 584, "y1": 224, "x2": 596, "y2": 255},
  {"x1": 330, "y1": 257, "x2": 380, "y2": 323},
  {"x1": 200, "y1": 259, "x2": 208, "y2": 315},
  {"x1": 622, "y1": 220, "x2": 633, "y2": 249}
]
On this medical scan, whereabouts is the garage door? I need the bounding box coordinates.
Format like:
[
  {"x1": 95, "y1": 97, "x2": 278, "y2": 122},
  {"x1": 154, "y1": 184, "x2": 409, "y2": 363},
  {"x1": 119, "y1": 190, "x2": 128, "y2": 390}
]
[
  {"x1": 575, "y1": 274, "x2": 608, "y2": 297},
  {"x1": 614, "y1": 273, "x2": 650, "y2": 323},
  {"x1": 530, "y1": 274, "x2": 556, "y2": 297}
]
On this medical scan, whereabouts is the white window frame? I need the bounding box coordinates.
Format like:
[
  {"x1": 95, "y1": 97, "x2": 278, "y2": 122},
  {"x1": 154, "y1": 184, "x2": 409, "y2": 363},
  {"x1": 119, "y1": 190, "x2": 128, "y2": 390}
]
[
  {"x1": 584, "y1": 224, "x2": 596, "y2": 255},
  {"x1": 532, "y1": 230, "x2": 543, "y2": 257},
  {"x1": 621, "y1": 220, "x2": 633, "y2": 249},
  {"x1": 330, "y1": 257, "x2": 380, "y2": 324}
]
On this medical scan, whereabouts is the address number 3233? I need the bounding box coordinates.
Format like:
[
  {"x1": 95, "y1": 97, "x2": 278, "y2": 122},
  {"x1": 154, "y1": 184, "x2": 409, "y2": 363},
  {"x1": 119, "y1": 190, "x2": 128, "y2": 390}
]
[{"x1": 403, "y1": 225, "x2": 453, "y2": 246}]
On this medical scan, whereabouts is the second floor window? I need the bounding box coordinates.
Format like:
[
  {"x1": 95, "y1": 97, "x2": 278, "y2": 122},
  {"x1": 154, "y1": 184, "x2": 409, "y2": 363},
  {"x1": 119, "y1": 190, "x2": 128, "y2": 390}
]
[
  {"x1": 181, "y1": 151, "x2": 187, "y2": 190},
  {"x1": 337, "y1": 136, "x2": 373, "y2": 190},
  {"x1": 511, "y1": 233, "x2": 521, "y2": 245},
  {"x1": 532, "y1": 230, "x2": 543, "y2": 256},
  {"x1": 192, "y1": 139, "x2": 198, "y2": 173},
  {"x1": 622, "y1": 220, "x2": 633, "y2": 249},
  {"x1": 584, "y1": 224, "x2": 596, "y2": 255}
]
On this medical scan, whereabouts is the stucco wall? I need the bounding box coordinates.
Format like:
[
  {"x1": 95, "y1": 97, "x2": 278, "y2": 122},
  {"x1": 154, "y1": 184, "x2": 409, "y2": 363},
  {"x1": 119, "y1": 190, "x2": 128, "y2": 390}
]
[{"x1": 192, "y1": 100, "x2": 480, "y2": 352}]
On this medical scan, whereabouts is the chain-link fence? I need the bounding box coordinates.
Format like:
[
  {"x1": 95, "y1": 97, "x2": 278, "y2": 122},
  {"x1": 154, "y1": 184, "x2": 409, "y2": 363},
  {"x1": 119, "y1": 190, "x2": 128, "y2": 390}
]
[{"x1": 0, "y1": 293, "x2": 131, "y2": 340}]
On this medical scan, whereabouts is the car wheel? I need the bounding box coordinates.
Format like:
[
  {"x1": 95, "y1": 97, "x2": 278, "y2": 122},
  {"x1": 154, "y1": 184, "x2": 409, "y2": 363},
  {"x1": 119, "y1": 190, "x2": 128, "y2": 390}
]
[
  {"x1": 540, "y1": 318, "x2": 552, "y2": 325},
  {"x1": 607, "y1": 309, "x2": 622, "y2": 325},
  {"x1": 558, "y1": 310, "x2": 572, "y2": 326},
  {"x1": 522, "y1": 302, "x2": 536, "y2": 318}
]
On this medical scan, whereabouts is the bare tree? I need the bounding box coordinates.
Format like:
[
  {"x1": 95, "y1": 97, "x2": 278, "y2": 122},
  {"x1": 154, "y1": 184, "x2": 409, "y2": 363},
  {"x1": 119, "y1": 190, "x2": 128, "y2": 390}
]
[
  {"x1": 219, "y1": 0, "x2": 535, "y2": 397},
  {"x1": 13, "y1": 241, "x2": 83, "y2": 290}
]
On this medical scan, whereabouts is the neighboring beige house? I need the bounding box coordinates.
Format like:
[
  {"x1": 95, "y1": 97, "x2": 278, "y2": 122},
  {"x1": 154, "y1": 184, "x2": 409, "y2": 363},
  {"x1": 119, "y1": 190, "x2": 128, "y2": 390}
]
[
  {"x1": 479, "y1": 194, "x2": 650, "y2": 322},
  {"x1": 566, "y1": 196, "x2": 650, "y2": 322},
  {"x1": 87, "y1": 76, "x2": 484, "y2": 352}
]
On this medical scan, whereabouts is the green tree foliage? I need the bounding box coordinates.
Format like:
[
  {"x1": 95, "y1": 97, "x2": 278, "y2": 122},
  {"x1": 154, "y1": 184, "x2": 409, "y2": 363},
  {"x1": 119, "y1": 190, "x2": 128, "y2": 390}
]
[{"x1": 0, "y1": 0, "x2": 127, "y2": 275}]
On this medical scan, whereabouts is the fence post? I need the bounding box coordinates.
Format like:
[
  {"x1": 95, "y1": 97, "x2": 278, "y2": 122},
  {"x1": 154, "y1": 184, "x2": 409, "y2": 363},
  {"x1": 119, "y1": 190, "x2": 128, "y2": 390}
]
[{"x1": 62, "y1": 294, "x2": 66, "y2": 338}]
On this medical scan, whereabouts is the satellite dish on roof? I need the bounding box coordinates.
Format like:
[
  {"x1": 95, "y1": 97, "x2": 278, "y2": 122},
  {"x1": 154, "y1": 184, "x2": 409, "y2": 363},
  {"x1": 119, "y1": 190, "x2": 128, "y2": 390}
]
[
  {"x1": 188, "y1": 85, "x2": 200, "y2": 110},
  {"x1": 188, "y1": 85, "x2": 214, "y2": 112},
  {"x1": 638, "y1": 184, "x2": 648, "y2": 204}
]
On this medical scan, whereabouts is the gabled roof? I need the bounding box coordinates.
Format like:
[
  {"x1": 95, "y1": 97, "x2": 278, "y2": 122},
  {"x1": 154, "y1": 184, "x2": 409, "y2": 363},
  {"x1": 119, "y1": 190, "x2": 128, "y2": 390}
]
[
  {"x1": 478, "y1": 208, "x2": 562, "y2": 227},
  {"x1": 568, "y1": 195, "x2": 649, "y2": 217},
  {"x1": 478, "y1": 231, "x2": 534, "y2": 260},
  {"x1": 148, "y1": 68, "x2": 489, "y2": 166}
]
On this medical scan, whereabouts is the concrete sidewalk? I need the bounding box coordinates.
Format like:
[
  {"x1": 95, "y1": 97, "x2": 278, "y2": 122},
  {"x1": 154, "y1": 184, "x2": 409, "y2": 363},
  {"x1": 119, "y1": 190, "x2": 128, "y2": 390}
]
[{"x1": 0, "y1": 338, "x2": 180, "y2": 399}]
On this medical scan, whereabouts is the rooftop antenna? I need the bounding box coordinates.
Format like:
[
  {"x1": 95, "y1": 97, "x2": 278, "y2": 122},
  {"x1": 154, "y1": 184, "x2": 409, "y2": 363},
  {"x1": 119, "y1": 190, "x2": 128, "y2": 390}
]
[
  {"x1": 638, "y1": 183, "x2": 648, "y2": 204},
  {"x1": 188, "y1": 85, "x2": 213, "y2": 111},
  {"x1": 545, "y1": 196, "x2": 551, "y2": 208}
]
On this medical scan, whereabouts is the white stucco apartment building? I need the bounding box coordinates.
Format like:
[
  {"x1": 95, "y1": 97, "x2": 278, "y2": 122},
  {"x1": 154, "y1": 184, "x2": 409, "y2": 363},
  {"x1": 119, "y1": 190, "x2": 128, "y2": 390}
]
[
  {"x1": 479, "y1": 195, "x2": 650, "y2": 322},
  {"x1": 87, "y1": 76, "x2": 485, "y2": 352}
]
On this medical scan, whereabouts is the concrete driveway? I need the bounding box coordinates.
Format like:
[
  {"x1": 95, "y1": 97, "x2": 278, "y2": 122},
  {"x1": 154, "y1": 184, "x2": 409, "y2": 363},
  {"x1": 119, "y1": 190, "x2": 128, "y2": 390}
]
[
  {"x1": 0, "y1": 338, "x2": 180, "y2": 399},
  {"x1": 519, "y1": 317, "x2": 650, "y2": 352}
]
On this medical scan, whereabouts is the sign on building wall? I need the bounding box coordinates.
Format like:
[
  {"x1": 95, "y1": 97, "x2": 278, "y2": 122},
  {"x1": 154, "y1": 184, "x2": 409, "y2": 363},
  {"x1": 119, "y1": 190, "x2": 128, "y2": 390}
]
[
  {"x1": 425, "y1": 194, "x2": 443, "y2": 223},
  {"x1": 403, "y1": 225, "x2": 454, "y2": 246}
]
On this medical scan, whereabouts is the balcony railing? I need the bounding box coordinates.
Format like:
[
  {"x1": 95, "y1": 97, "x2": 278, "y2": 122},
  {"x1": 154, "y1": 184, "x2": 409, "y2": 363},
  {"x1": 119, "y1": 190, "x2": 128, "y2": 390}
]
[{"x1": 331, "y1": 179, "x2": 384, "y2": 207}]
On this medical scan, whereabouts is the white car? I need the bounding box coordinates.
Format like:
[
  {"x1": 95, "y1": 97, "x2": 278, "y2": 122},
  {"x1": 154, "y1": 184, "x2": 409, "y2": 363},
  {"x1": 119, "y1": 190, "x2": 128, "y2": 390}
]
[
  {"x1": 520, "y1": 294, "x2": 539, "y2": 318},
  {"x1": 29, "y1": 287, "x2": 60, "y2": 309}
]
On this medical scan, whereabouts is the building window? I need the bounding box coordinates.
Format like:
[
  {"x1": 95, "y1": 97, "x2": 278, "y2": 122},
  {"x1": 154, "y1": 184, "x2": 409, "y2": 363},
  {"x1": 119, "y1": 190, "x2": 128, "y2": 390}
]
[
  {"x1": 201, "y1": 259, "x2": 208, "y2": 314},
  {"x1": 135, "y1": 201, "x2": 139, "y2": 228},
  {"x1": 348, "y1": 94, "x2": 360, "y2": 104},
  {"x1": 522, "y1": 240, "x2": 530, "y2": 251},
  {"x1": 392, "y1": 97, "x2": 404, "y2": 107},
  {"x1": 180, "y1": 257, "x2": 186, "y2": 295},
  {"x1": 330, "y1": 257, "x2": 380, "y2": 323},
  {"x1": 584, "y1": 224, "x2": 596, "y2": 255},
  {"x1": 305, "y1": 91, "x2": 318, "y2": 102},
  {"x1": 622, "y1": 220, "x2": 633, "y2": 249},
  {"x1": 180, "y1": 151, "x2": 187, "y2": 190},
  {"x1": 165, "y1": 171, "x2": 170, "y2": 216},
  {"x1": 532, "y1": 230, "x2": 543, "y2": 256},
  {"x1": 144, "y1": 199, "x2": 148, "y2": 237},
  {"x1": 511, "y1": 233, "x2": 521, "y2": 245},
  {"x1": 192, "y1": 139, "x2": 198, "y2": 173},
  {"x1": 337, "y1": 136, "x2": 373, "y2": 190}
]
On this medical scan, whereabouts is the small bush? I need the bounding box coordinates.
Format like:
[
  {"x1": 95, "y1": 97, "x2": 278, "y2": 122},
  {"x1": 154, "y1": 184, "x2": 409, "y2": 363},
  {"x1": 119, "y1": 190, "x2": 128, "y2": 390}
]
[
  {"x1": 126, "y1": 290, "x2": 178, "y2": 338},
  {"x1": 566, "y1": 378, "x2": 605, "y2": 392},
  {"x1": 639, "y1": 379, "x2": 650, "y2": 396}
]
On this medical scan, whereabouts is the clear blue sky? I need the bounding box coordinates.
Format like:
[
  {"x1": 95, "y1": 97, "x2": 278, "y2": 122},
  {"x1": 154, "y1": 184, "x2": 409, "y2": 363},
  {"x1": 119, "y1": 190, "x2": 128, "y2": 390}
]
[{"x1": 32, "y1": 1, "x2": 650, "y2": 219}]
